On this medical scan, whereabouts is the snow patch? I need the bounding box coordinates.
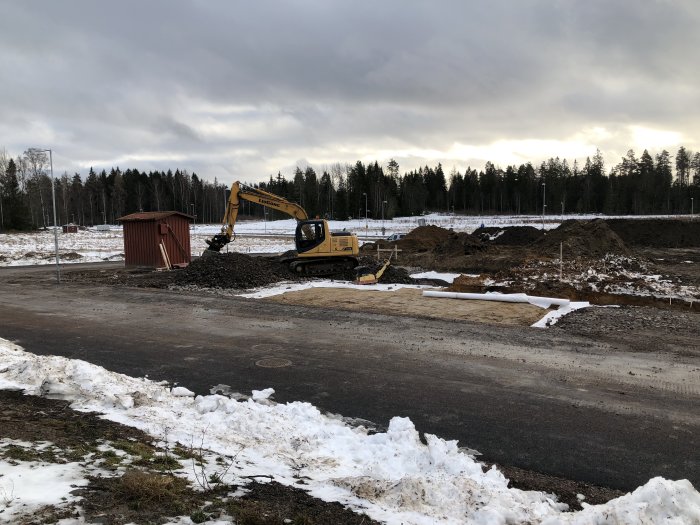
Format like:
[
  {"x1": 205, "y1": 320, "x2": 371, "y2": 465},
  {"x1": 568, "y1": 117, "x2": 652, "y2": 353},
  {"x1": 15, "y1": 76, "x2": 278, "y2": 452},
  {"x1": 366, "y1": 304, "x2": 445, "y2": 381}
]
[{"x1": 0, "y1": 339, "x2": 698, "y2": 524}]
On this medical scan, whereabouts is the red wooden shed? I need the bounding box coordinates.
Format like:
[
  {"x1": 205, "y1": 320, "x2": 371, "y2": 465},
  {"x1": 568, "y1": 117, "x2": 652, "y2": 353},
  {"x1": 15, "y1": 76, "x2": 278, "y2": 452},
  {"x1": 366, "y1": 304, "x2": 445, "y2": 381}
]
[{"x1": 117, "y1": 211, "x2": 193, "y2": 268}]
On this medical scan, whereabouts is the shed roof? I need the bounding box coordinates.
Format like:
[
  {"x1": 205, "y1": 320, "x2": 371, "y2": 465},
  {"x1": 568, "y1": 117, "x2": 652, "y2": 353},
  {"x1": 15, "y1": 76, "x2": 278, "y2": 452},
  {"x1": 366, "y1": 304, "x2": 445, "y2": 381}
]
[{"x1": 117, "y1": 211, "x2": 194, "y2": 222}]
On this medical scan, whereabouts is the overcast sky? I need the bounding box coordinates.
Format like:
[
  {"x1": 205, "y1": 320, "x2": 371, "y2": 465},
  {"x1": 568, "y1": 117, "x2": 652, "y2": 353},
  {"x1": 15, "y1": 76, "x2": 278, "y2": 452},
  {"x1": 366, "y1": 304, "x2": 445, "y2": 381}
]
[{"x1": 1, "y1": 0, "x2": 698, "y2": 183}]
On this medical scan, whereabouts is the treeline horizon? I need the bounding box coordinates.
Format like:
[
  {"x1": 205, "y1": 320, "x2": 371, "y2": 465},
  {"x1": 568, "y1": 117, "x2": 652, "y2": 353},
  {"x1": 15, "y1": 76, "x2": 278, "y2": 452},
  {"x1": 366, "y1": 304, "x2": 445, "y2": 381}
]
[{"x1": 0, "y1": 146, "x2": 698, "y2": 231}]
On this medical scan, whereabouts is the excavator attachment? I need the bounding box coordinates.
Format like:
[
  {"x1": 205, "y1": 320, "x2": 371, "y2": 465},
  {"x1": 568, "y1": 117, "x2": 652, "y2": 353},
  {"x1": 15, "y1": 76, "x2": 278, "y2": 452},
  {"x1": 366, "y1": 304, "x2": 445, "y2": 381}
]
[
  {"x1": 204, "y1": 233, "x2": 231, "y2": 252},
  {"x1": 354, "y1": 258, "x2": 391, "y2": 285}
]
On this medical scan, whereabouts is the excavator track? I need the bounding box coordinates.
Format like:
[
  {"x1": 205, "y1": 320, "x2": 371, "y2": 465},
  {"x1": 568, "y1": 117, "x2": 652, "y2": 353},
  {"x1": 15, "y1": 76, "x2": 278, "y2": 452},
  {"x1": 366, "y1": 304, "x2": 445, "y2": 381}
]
[{"x1": 288, "y1": 257, "x2": 357, "y2": 276}]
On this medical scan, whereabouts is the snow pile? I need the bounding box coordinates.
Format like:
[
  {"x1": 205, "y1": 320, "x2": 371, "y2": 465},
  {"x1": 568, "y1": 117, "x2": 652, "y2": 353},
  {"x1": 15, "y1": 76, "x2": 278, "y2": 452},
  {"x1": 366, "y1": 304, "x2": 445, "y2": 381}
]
[{"x1": 1, "y1": 339, "x2": 699, "y2": 525}]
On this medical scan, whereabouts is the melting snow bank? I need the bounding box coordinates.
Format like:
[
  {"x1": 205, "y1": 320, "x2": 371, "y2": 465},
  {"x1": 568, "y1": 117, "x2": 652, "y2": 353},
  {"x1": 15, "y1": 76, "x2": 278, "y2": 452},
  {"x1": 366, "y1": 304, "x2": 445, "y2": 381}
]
[{"x1": 1, "y1": 340, "x2": 699, "y2": 524}]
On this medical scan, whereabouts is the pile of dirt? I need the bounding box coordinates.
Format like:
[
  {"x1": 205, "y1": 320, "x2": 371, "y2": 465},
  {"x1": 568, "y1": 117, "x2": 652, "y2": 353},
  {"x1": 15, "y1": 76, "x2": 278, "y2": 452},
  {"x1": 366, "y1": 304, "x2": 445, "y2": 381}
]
[
  {"x1": 396, "y1": 225, "x2": 453, "y2": 252},
  {"x1": 434, "y1": 230, "x2": 487, "y2": 256},
  {"x1": 534, "y1": 219, "x2": 630, "y2": 257},
  {"x1": 607, "y1": 219, "x2": 700, "y2": 248},
  {"x1": 496, "y1": 226, "x2": 545, "y2": 246},
  {"x1": 474, "y1": 226, "x2": 545, "y2": 246},
  {"x1": 173, "y1": 253, "x2": 302, "y2": 289}
]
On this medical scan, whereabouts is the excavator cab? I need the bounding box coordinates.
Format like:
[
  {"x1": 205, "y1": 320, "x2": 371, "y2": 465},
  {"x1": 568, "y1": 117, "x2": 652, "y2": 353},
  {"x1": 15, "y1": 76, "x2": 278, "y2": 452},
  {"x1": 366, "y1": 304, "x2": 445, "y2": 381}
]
[{"x1": 295, "y1": 220, "x2": 326, "y2": 253}]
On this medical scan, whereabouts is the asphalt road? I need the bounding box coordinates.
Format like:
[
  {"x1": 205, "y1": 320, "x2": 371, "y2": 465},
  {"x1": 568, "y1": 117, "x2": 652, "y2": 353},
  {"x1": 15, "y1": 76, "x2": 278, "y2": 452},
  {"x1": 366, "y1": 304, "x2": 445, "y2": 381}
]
[{"x1": 1, "y1": 264, "x2": 698, "y2": 491}]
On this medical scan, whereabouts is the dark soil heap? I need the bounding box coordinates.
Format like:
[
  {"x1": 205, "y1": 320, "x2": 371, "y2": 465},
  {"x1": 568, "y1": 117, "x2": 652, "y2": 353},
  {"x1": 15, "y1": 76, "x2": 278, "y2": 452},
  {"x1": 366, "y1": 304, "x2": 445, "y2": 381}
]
[
  {"x1": 174, "y1": 253, "x2": 302, "y2": 289},
  {"x1": 396, "y1": 225, "x2": 453, "y2": 252},
  {"x1": 534, "y1": 219, "x2": 630, "y2": 257},
  {"x1": 434, "y1": 230, "x2": 486, "y2": 256},
  {"x1": 398, "y1": 225, "x2": 486, "y2": 256},
  {"x1": 497, "y1": 226, "x2": 545, "y2": 246},
  {"x1": 473, "y1": 226, "x2": 545, "y2": 246},
  {"x1": 173, "y1": 253, "x2": 415, "y2": 289},
  {"x1": 606, "y1": 219, "x2": 700, "y2": 248}
]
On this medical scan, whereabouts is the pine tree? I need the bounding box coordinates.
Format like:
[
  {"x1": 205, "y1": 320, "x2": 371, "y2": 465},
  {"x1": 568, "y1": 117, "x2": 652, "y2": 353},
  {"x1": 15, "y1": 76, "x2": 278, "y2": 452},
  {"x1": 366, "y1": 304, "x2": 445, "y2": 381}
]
[{"x1": 4, "y1": 159, "x2": 31, "y2": 230}]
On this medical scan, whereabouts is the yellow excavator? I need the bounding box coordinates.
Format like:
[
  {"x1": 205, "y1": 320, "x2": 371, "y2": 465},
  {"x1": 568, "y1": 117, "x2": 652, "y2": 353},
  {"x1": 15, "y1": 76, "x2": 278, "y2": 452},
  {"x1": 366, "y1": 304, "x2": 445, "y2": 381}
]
[{"x1": 204, "y1": 181, "x2": 361, "y2": 276}]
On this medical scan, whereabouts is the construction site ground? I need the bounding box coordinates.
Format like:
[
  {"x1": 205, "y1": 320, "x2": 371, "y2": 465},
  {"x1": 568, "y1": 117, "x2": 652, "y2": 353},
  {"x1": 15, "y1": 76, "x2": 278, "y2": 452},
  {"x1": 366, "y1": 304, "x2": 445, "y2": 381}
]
[
  {"x1": 0, "y1": 217, "x2": 698, "y2": 520},
  {"x1": 266, "y1": 287, "x2": 547, "y2": 326}
]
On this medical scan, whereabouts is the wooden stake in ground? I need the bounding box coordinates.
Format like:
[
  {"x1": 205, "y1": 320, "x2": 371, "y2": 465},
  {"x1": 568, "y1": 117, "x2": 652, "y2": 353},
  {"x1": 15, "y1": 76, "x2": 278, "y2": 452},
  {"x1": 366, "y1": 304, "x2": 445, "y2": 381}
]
[{"x1": 560, "y1": 242, "x2": 563, "y2": 280}]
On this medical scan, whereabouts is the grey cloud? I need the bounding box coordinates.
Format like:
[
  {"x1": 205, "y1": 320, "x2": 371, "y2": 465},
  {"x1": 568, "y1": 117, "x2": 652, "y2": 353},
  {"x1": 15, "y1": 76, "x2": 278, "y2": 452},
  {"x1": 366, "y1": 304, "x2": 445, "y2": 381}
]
[{"x1": 1, "y1": 0, "x2": 699, "y2": 181}]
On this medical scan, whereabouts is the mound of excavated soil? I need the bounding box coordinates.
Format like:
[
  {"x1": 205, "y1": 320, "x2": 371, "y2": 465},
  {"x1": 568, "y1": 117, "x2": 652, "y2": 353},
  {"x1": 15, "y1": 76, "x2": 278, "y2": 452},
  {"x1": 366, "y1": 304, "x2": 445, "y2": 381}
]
[
  {"x1": 173, "y1": 253, "x2": 416, "y2": 289},
  {"x1": 395, "y1": 225, "x2": 487, "y2": 256},
  {"x1": 397, "y1": 225, "x2": 453, "y2": 252},
  {"x1": 534, "y1": 219, "x2": 629, "y2": 257},
  {"x1": 174, "y1": 253, "x2": 302, "y2": 289},
  {"x1": 495, "y1": 226, "x2": 544, "y2": 246},
  {"x1": 474, "y1": 226, "x2": 545, "y2": 246},
  {"x1": 607, "y1": 219, "x2": 700, "y2": 248},
  {"x1": 434, "y1": 231, "x2": 487, "y2": 256}
]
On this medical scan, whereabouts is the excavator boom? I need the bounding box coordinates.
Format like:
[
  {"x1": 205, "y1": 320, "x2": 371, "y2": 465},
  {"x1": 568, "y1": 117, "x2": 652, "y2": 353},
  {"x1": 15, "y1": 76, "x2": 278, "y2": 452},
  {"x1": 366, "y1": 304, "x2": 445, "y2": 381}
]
[{"x1": 204, "y1": 181, "x2": 360, "y2": 276}]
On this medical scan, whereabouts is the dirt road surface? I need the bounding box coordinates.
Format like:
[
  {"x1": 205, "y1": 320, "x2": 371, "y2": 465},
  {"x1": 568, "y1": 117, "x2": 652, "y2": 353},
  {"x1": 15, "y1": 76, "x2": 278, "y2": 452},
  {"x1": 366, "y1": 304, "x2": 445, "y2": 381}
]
[{"x1": 0, "y1": 263, "x2": 698, "y2": 493}]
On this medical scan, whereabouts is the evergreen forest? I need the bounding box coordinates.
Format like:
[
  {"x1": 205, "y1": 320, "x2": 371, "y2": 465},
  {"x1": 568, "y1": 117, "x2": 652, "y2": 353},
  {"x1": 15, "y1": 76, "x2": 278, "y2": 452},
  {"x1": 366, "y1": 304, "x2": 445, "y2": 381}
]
[{"x1": 0, "y1": 147, "x2": 698, "y2": 231}]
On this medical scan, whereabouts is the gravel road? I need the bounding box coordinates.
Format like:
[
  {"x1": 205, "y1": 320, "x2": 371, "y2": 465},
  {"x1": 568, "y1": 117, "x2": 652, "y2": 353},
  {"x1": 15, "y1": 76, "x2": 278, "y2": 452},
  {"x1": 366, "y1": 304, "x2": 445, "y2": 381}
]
[{"x1": 0, "y1": 262, "x2": 698, "y2": 492}]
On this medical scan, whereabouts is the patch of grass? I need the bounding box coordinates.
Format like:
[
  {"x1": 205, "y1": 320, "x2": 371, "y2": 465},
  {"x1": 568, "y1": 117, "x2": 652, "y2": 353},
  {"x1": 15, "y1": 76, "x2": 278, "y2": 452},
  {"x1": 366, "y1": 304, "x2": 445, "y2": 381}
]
[
  {"x1": 227, "y1": 501, "x2": 281, "y2": 525},
  {"x1": 149, "y1": 454, "x2": 183, "y2": 471},
  {"x1": 114, "y1": 469, "x2": 192, "y2": 514},
  {"x1": 112, "y1": 439, "x2": 155, "y2": 460},
  {"x1": 189, "y1": 509, "x2": 209, "y2": 523},
  {"x1": 20, "y1": 504, "x2": 78, "y2": 524},
  {"x1": 97, "y1": 449, "x2": 125, "y2": 470},
  {"x1": 173, "y1": 444, "x2": 203, "y2": 462},
  {"x1": 1, "y1": 444, "x2": 65, "y2": 464},
  {"x1": 64, "y1": 443, "x2": 97, "y2": 462}
]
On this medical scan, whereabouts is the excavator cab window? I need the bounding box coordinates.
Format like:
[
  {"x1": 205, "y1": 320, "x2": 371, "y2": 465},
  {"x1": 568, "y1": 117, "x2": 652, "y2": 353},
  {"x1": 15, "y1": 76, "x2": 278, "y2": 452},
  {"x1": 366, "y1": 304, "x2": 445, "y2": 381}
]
[{"x1": 295, "y1": 220, "x2": 325, "y2": 253}]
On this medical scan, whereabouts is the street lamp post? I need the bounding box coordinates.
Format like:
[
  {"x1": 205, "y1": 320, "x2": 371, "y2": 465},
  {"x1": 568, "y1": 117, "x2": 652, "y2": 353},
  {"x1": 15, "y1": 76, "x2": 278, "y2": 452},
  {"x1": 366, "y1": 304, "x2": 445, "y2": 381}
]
[
  {"x1": 362, "y1": 192, "x2": 368, "y2": 230},
  {"x1": 541, "y1": 181, "x2": 546, "y2": 230},
  {"x1": 36, "y1": 149, "x2": 60, "y2": 284},
  {"x1": 381, "y1": 200, "x2": 387, "y2": 234},
  {"x1": 190, "y1": 203, "x2": 196, "y2": 231}
]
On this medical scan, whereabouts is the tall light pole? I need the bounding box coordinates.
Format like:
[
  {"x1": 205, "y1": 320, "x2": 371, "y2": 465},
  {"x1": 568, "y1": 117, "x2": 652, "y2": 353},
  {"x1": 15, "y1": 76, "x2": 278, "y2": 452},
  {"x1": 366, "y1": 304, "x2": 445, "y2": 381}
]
[
  {"x1": 381, "y1": 200, "x2": 387, "y2": 232},
  {"x1": 541, "y1": 181, "x2": 546, "y2": 230},
  {"x1": 36, "y1": 148, "x2": 60, "y2": 283},
  {"x1": 362, "y1": 192, "x2": 368, "y2": 230}
]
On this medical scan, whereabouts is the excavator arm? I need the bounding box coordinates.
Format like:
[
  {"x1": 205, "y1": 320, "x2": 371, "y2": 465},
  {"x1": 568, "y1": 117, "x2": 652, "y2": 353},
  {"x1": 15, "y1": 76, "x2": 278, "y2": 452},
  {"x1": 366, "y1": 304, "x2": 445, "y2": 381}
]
[{"x1": 205, "y1": 181, "x2": 308, "y2": 252}]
